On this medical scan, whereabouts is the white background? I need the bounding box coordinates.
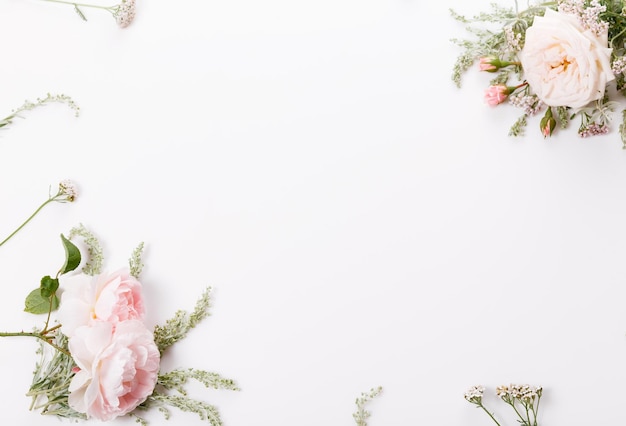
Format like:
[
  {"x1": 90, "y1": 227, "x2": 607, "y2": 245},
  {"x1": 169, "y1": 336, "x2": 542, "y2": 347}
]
[{"x1": 0, "y1": 0, "x2": 626, "y2": 425}]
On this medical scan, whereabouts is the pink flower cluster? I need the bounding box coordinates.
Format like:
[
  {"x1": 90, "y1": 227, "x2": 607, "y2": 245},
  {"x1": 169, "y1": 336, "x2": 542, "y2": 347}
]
[{"x1": 58, "y1": 270, "x2": 159, "y2": 421}]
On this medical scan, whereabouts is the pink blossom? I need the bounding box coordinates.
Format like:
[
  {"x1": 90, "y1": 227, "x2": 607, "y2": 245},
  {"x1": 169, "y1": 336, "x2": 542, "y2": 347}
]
[
  {"x1": 479, "y1": 57, "x2": 497, "y2": 72},
  {"x1": 484, "y1": 85, "x2": 510, "y2": 106},
  {"x1": 58, "y1": 269, "x2": 145, "y2": 338},
  {"x1": 68, "y1": 320, "x2": 160, "y2": 420}
]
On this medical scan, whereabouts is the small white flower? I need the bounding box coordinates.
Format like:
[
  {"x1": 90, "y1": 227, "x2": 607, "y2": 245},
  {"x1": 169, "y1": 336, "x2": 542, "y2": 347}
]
[
  {"x1": 115, "y1": 0, "x2": 136, "y2": 28},
  {"x1": 496, "y1": 385, "x2": 509, "y2": 398},
  {"x1": 464, "y1": 385, "x2": 484, "y2": 402},
  {"x1": 59, "y1": 179, "x2": 77, "y2": 201}
]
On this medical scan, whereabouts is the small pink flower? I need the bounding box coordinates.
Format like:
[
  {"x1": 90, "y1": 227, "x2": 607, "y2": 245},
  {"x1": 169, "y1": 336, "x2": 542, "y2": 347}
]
[
  {"x1": 68, "y1": 320, "x2": 160, "y2": 421},
  {"x1": 58, "y1": 269, "x2": 145, "y2": 338},
  {"x1": 479, "y1": 57, "x2": 498, "y2": 72},
  {"x1": 484, "y1": 85, "x2": 510, "y2": 106}
]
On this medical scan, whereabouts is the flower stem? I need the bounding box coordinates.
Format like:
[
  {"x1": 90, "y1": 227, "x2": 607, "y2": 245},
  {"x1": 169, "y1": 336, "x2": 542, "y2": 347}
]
[
  {"x1": 479, "y1": 403, "x2": 502, "y2": 426},
  {"x1": 36, "y1": 0, "x2": 113, "y2": 11},
  {"x1": 0, "y1": 331, "x2": 70, "y2": 356},
  {"x1": 0, "y1": 198, "x2": 54, "y2": 248}
]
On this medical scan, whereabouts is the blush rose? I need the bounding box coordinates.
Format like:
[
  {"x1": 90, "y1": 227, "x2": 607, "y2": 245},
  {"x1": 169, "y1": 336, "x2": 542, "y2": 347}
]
[
  {"x1": 518, "y1": 9, "x2": 614, "y2": 109},
  {"x1": 58, "y1": 269, "x2": 146, "y2": 338},
  {"x1": 67, "y1": 320, "x2": 160, "y2": 421}
]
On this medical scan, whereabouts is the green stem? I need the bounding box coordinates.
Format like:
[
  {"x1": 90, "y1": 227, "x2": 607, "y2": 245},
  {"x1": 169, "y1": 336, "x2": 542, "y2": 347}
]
[
  {"x1": 508, "y1": 400, "x2": 528, "y2": 425},
  {"x1": 0, "y1": 331, "x2": 69, "y2": 355},
  {"x1": 36, "y1": 0, "x2": 114, "y2": 11},
  {"x1": 42, "y1": 296, "x2": 55, "y2": 334},
  {"x1": 479, "y1": 403, "x2": 502, "y2": 426},
  {"x1": 0, "y1": 198, "x2": 54, "y2": 248},
  {"x1": 531, "y1": 400, "x2": 540, "y2": 426}
]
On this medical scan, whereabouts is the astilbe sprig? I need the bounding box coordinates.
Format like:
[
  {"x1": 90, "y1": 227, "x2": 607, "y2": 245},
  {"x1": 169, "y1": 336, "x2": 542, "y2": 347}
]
[
  {"x1": 157, "y1": 369, "x2": 240, "y2": 395},
  {"x1": 153, "y1": 286, "x2": 213, "y2": 354},
  {"x1": 0, "y1": 93, "x2": 79, "y2": 131},
  {"x1": 353, "y1": 386, "x2": 383, "y2": 426},
  {"x1": 134, "y1": 287, "x2": 239, "y2": 425}
]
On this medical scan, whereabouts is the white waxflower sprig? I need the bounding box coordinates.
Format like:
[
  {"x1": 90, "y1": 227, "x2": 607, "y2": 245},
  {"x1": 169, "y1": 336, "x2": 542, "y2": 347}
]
[
  {"x1": 36, "y1": 0, "x2": 136, "y2": 28},
  {"x1": 465, "y1": 384, "x2": 543, "y2": 426}
]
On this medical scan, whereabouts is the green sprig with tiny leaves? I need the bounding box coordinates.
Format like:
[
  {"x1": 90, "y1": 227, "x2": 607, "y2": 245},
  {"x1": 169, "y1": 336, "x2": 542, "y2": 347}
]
[
  {"x1": 353, "y1": 386, "x2": 383, "y2": 426},
  {"x1": 129, "y1": 241, "x2": 145, "y2": 278},
  {"x1": 27, "y1": 333, "x2": 86, "y2": 420},
  {"x1": 0, "y1": 93, "x2": 79, "y2": 131},
  {"x1": 68, "y1": 223, "x2": 103, "y2": 276},
  {"x1": 153, "y1": 286, "x2": 213, "y2": 354}
]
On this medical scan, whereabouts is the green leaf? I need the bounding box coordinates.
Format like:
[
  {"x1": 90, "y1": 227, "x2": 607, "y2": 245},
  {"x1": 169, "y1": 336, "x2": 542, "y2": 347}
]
[
  {"x1": 60, "y1": 234, "x2": 81, "y2": 274},
  {"x1": 24, "y1": 288, "x2": 59, "y2": 314},
  {"x1": 40, "y1": 275, "x2": 59, "y2": 298}
]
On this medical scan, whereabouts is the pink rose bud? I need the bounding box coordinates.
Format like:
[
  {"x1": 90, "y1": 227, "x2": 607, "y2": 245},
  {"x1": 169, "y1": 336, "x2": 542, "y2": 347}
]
[
  {"x1": 478, "y1": 57, "x2": 520, "y2": 72},
  {"x1": 484, "y1": 85, "x2": 511, "y2": 106},
  {"x1": 539, "y1": 107, "x2": 556, "y2": 138},
  {"x1": 479, "y1": 57, "x2": 498, "y2": 72}
]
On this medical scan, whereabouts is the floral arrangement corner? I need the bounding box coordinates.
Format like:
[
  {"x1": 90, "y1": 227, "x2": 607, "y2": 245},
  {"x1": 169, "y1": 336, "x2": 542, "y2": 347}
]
[
  {"x1": 450, "y1": 0, "x2": 626, "y2": 147},
  {"x1": 0, "y1": 182, "x2": 238, "y2": 424}
]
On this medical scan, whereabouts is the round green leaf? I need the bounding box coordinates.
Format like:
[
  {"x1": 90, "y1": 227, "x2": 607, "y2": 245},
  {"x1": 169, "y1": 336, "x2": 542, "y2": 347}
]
[
  {"x1": 24, "y1": 289, "x2": 59, "y2": 314},
  {"x1": 40, "y1": 275, "x2": 59, "y2": 298}
]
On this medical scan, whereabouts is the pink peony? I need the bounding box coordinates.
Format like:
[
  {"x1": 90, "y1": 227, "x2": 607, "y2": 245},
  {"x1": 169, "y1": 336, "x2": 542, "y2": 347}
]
[
  {"x1": 58, "y1": 269, "x2": 145, "y2": 338},
  {"x1": 68, "y1": 320, "x2": 160, "y2": 421},
  {"x1": 484, "y1": 84, "x2": 510, "y2": 106}
]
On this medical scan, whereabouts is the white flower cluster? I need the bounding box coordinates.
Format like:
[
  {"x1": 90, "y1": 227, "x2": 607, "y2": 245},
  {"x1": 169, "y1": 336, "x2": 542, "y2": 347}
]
[
  {"x1": 496, "y1": 384, "x2": 543, "y2": 402},
  {"x1": 504, "y1": 25, "x2": 522, "y2": 51},
  {"x1": 509, "y1": 92, "x2": 544, "y2": 116},
  {"x1": 580, "y1": 122, "x2": 610, "y2": 137},
  {"x1": 59, "y1": 179, "x2": 78, "y2": 202},
  {"x1": 612, "y1": 56, "x2": 626, "y2": 75},
  {"x1": 115, "y1": 0, "x2": 136, "y2": 28},
  {"x1": 463, "y1": 385, "x2": 484, "y2": 402},
  {"x1": 558, "y1": 0, "x2": 609, "y2": 35}
]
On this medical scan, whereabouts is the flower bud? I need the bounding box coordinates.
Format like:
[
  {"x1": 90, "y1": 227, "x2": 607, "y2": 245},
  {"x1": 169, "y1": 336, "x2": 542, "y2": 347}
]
[
  {"x1": 478, "y1": 57, "x2": 518, "y2": 72},
  {"x1": 484, "y1": 84, "x2": 512, "y2": 106},
  {"x1": 540, "y1": 107, "x2": 556, "y2": 138}
]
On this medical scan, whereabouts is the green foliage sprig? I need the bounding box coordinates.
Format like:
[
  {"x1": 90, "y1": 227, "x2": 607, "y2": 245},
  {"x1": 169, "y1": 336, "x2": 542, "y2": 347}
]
[
  {"x1": 0, "y1": 93, "x2": 79, "y2": 130},
  {"x1": 28, "y1": 333, "x2": 86, "y2": 420},
  {"x1": 353, "y1": 386, "x2": 383, "y2": 426},
  {"x1": 154, "y1": 286, "x2": 213, "y2": 354},
  {"x1": 137, "y1": 289, "x2": 239, "y2": 425}
]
